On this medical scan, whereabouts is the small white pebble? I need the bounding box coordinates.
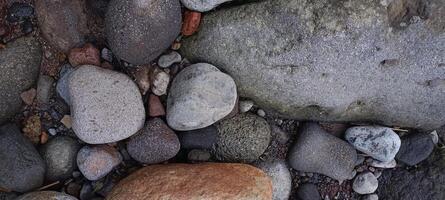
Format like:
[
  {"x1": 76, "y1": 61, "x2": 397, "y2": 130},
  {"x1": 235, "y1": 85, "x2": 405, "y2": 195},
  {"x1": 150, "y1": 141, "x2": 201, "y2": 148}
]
[
  {"x1": 48, "y1": 128, "x2": 57, "y2": 136},
  {"x1": 370, "y1": 159, "x2": 397, "y2": 169},
  {"x1": 239, "y1": 100, "x2": 254, "y2": 113},
  {"x1": 152, "y1": 69, "x2": 170, "y2": 96},
  {"x1": 430, "y1": 130, "x2": 439, "y2": 145},
  {"x1": 362, "y1": 194, "x2": 379, "y2": 200},
  {"x1": 257, "y1": 109, "x2": 266, "y2": 117}
]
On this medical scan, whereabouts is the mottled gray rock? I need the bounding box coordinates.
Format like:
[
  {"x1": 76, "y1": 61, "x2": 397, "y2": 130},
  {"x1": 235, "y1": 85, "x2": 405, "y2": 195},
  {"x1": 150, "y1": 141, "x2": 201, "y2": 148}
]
[
  {"x1": 214, "y1": 113, "x2": 270, "y2": 162},
  {"x1": 69, "y1": 65, "x2": 145, "y2": 144},
  {"x1": 180, "y1": 0, "x2": 232, "y2": 12},
  {"x1": 35, "y1": 0, "x2": 88, "y2": 52},
  {"x1": 127, "y1": 118, "x2": 180, "y2": 164},
  {"x1": 0, "y1": 124, "x2": 45, "y2": 192},
  {"x1": 296, "y1": 184, "x2": 321, "y2": 200},
  {"x1": 40, "y1": 136, "x2": 80, "y2": 182},
  {"x1": 181, "y1": 0, "x2": 445, "y2": 130},
  {"x1": 288, "y1": 123, "x2": 357, "y2": 181},
  {"x1": 254, "y1": 160, "x2": 291, "y2": 200},
  {"x1": 346, "y1": 126, "x2": 401, "y2": 162},
  {"x1": 56, "y1": 64, "x2": 75, "y2": 105},
  {"x1": 377, "y1": 150, "x2": 445, "y2": 200},
  {"x1": 0, "y1": 36, "x2": 41, "y2": 125},
  {"x1": 167, "y1": 63, "x2": 237, "y2": 131},
  {"x1": 396, "y1": 132, "x2": 434, "y2": 166},
  {"x1": 36, "y1": 75, "x2": 54, "y2": 105},
  {"x1": 15, "y1": 191, "x2": 77, "y2": 200},
  {"x1": 158, "y1": 51, "x2": 182, "y2": 68},
  {"x1": 353, "y1": 172, "x2": 378, "y2": 194},
  {"x1": 77, "y1": 145, "x2": 122, "y2": 181},
  {"x1": 105, "y1": 0, "x2": 181, "y2": 65},
  {"x1": 178, "y1": 125, "x2": 218, "y2": 149}
]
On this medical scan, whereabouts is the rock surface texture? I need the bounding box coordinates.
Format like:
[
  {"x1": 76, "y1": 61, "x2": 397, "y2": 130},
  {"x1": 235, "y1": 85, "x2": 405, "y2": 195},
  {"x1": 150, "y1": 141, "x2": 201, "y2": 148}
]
[
  {"x1": 181, "y1": 0, "x2": 445, "y2": 130},
  {"x1": 0, "y1": 124, "x2": 45, "y2": 192},
  {"x1": 0, "y1": 36, "x2": 41, "y2": 125},
  {"x1": 214, "y1": 113, "x2": 271, "y2": 162},
  {"x1": 35, "y1": 0, "x2": 88, "y2": 52},
  {"x1": 167, "y1": 63, "x2": 237, "y2": 131},
  {"x1": 106, "y1": 163, "x2": 272, "y2": 200},
  {"x1": 288, "y1": 123, "x2": 357, "y2": 181},
  {"x1": 126, "y1": 118, "x2": 180, "y2": 164},
  {"x1": 15, "y1": 191, "x2": 77, "y2": 200},
  {"x1": 105, "y1": 0, "x2": 181, "y2": 65},
  {"x1": 69, "y1": 65, "x2": 145, "y2": 144},
  {"x1": 77, "y1": 145, "x2": 122, "y2": 181}
]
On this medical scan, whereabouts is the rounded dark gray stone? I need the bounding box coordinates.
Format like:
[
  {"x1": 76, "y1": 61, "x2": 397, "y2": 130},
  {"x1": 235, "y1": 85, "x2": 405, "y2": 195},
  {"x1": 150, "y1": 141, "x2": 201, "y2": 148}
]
[
  {"x1": 214, "y1": 113, "x2": 271, "y2": 162},
  {"x1": 105, "y1": 0, "x2": 181, "y2": 65},
  {"x1": 178, "y1": 125, "x2": 218, "y2": 149},
  {"x1": 296, "y1": 183, "x2": 321, "y2": 200},
  {"x1": 288, "y1": 123, "x2": 357, "y2": 181},
  {"x1": 15, "y1": 191, "x2": 77, "y2": 200},
  {"x1": 0, "y1": 36, "x2": 41, "y2": 125},
  {"x1": 40, "y1": 136, "x2": 80, "y2": 182},
  {"x1": 127, "y1": 118, "x2": 180, "y2": 164},
  {"x1": 0, "y1": 124, "x2": 45, "y2": 192},
  {"x1": 396, "y1": 132, "x2": 434, "y2": 166}
]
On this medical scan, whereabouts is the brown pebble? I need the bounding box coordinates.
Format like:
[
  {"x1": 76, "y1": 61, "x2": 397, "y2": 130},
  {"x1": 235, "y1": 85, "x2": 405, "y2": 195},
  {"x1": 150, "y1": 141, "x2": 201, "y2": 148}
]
[
  {"x1": 40, "y1": 132, "x2": 49, "y2": 144},
  {"x1": 148, "y1": 94, "x2": 165, "y2": 117},
  {"x1": 181, "y1": 10, "x2": 201, "y2": 36},
  {"x1": 68, "y1": 43, "x2": 100, "y2": 67},
  {"x1": 20, "y1": 88, "x2": 37, "y2": 105}
]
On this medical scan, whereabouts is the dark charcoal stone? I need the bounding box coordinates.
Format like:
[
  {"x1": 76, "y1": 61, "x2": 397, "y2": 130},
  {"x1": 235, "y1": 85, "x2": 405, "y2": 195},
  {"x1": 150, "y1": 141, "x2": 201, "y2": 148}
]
[
  {"x1": 396, "y1": 133, "x2": 435, "y2": 166},
  {"x1": 6, "y1": 2, "x2": 34, "y2": 23},
  {"x1": 296, "y1": 183, "x2": 321, "y2": 200},
  {"x1": 0, "y1": 124, "x2": 45, "y2": 192},
  {"x1": 178, "y1": 125, "x2": 218, "y2": 149}
]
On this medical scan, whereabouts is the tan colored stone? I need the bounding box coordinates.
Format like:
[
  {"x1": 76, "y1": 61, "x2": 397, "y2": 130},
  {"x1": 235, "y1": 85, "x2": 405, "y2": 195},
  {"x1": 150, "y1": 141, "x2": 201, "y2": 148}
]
[
  {"x1": 106, "y1": 163, "x2": 273, "y2": 200},
  {"x1": 61, "y1": 115, "x2": 72, "y2": 129}
]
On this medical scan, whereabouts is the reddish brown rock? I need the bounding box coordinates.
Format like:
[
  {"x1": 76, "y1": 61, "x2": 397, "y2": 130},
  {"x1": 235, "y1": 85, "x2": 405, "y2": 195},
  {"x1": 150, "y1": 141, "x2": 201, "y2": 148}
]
[
  {"x1": 106, "y1": 163, "x2": 272, "y2": 200},
  {"x1": 148, "y1": 94, "x2": 165, "y2": 117},
  {"x1": 182, "y1": 10, "x2": 201, "y2": 36},
  {"x1": 68, "y1": 43, "x2": 101, "y2": 67},
  {"x1": 35, "y1": 0, "x2": 89, "y2": 53},
  {"x1": 20, "y1": 88, "x2": 36, "y2": 105}
]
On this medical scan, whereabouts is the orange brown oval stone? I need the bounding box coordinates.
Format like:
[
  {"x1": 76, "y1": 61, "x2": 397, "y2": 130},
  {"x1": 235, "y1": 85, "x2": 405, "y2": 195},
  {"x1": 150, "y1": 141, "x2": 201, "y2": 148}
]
[{"x1": 106, "y1": 163, "x2": 272, "y2": 200}]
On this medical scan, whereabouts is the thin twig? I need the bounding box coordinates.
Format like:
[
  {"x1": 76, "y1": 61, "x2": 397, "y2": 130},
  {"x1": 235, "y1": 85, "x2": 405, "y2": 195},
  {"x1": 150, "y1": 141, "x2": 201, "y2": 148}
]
[{"x1": 37, "y1": 181, "x2": 60, "y2": 191}]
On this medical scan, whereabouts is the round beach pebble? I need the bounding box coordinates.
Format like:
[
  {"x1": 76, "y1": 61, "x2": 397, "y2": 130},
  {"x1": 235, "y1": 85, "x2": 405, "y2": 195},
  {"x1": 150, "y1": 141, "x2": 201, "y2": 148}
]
[
  {"x1": 40, "y1": 136, "x2": 80, "y2": 182},
  {"x1": 167, "y1": 63, "x2": 237, "y2": 131},
  {"x1": 126, "y1": 118, "x2": 180, "y2": 164},
  {"x1": 214, "y1": 113, "x2": 271, "y2": 162},
  {"x1": 0, "y1": 124, "x2": 45, "y2": 192},
  {"x1": 68, "y1": 65, "x2": 145, "y2": 144},
  {"x1": 254, "y1": 160, "x2": 292, "y2": 200},
  {"x1": 15, "y1": 191, "x2": 77, "y2": 200},
  {"x1": 353, "y1": 172, "x2": 378, "y2": 194},
  {"x1": 346, "y1": 126, "x2": 401, "y2": 162},
  {"x1": 106, "y1": 163, "x2": 272, "y2": 200},
  {"x1": 77, "y1": 145, "x2": 122, "y2": 181},
  {"x1": 105, "y1": 0, "x2": 181, "y2": 65}
]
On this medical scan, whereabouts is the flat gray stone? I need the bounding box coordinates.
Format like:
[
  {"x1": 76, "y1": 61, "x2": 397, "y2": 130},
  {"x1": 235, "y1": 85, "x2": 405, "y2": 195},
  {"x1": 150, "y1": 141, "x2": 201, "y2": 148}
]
[
  {"x1": 288, "y1": 123, "x2": 357, "y2": 181},
  {"x1": 69, "y1": 65, "x2": 145, "y2": 144},
  {"x1": 167, "y1": 63, "x2": 237, "y2": 131},
  {"x1": 106, "y1": 0, "x2": 181, "y2": 65},
  {"x1": 396, "y1": 132, "x2": 434, "y2": 166},
  {"x1": 56, "y1": 64, "x2": 75, "y2": 105},
  {"x1": 0, "y1": 124, "x2": 45, "y2": 192},
  {"x1": 181, "y1": 0, "x2": 445, "y2": 130},
  {"x1": 0, "y1": 36, "x2": 41, "y2": 125},
  {"x1": 127, "y1": 118, "x2": 180, "y2": 164},
  {"x1": 346, "y1": 126, "x2": 401, "y2": 162},
  {"x1": 296, "y1": 184, "x2": 321, "y2": 200},
  {"x1": 214, "y1": 113, "x2": 271, "y2": 162},
  {"x1": 40, "y1": 136, "x2": 80, "y2": 182}
]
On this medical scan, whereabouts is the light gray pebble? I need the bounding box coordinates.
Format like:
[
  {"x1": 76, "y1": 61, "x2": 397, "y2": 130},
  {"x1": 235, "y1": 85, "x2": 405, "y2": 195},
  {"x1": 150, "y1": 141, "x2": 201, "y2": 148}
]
[
  {"x1": 239, "y1": 100, "x2": 254, "y2": 113},
  {"x1": 158, "y1": 51, "x2": 182, "y2": 68},
  {"x1": 353, "y1": 172, "x2": 378, "y2": 194}
]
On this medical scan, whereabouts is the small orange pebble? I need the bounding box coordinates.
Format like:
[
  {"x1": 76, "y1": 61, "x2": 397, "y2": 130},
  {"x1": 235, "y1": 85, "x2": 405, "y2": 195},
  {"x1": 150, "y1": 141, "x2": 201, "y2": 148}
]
[
  {"x1": 40, "y1": 132, "x2": 49, "y2": 144},
  {"x1": 181, "y1": 10, "x2": 201, "y2": 36}
]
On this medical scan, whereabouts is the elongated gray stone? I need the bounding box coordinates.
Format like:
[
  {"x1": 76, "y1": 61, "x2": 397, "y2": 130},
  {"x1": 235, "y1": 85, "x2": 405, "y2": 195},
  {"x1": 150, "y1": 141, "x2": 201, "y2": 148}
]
[{"x1": 181, "y1": 0, "x2": 445, "y2": 130}]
